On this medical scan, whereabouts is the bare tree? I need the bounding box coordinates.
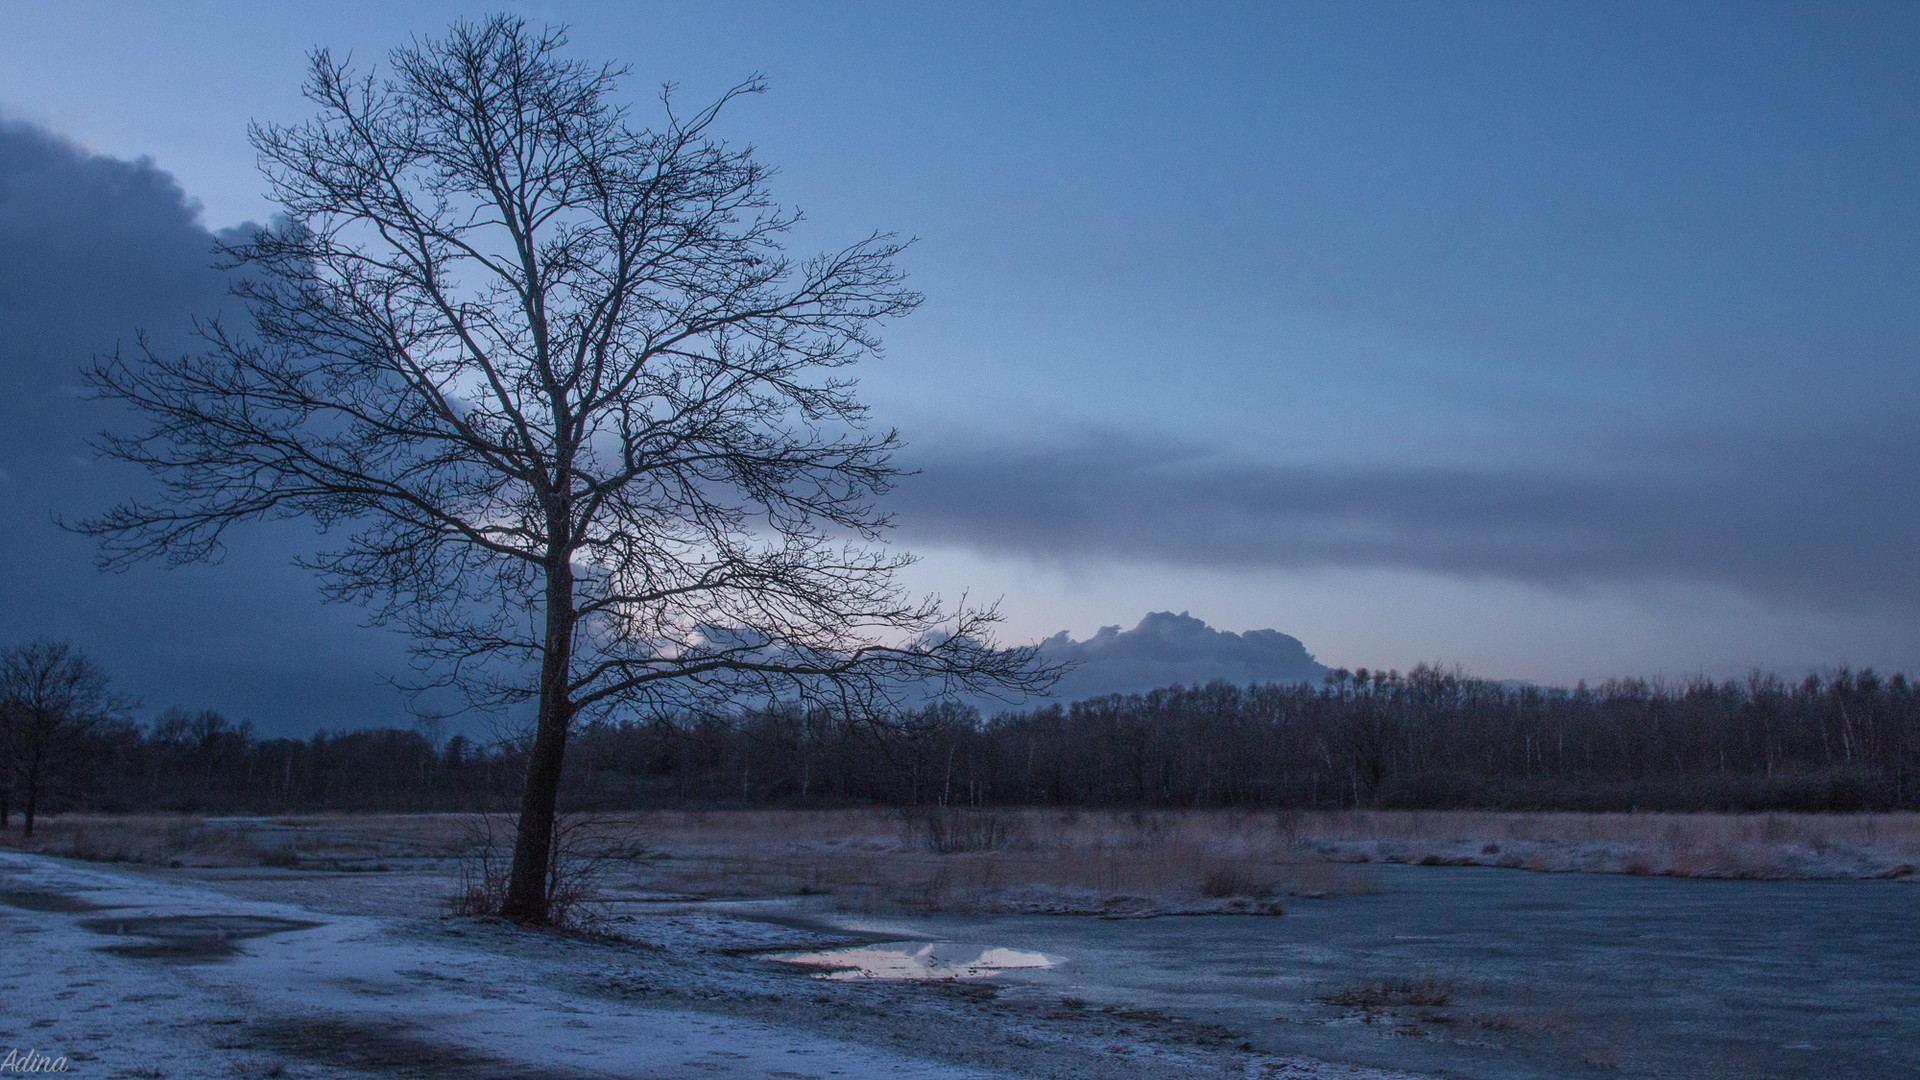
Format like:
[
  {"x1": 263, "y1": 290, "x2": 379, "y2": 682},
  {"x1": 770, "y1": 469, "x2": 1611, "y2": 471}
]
[
  {"x1": 82, "y1": 17, "x2": 1049, "y2": 922},
  {"x1": 0, "y1": 693, "x2": 12, "y2": 831},
  {"x1": 0, "y1": 640, "x2": 124, "y2": 836}
]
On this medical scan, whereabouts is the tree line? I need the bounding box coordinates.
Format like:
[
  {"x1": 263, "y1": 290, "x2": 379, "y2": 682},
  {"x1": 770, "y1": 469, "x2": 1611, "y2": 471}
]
[
  {"x1": 8, "y1": 643, "x2": 1918, "y2": 821},
  {"x1": 562, "y1": 665, "x2": 1920, "y2": 812}
]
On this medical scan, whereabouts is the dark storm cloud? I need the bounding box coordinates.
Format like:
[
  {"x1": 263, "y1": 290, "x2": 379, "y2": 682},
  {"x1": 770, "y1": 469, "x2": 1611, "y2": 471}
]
[
  {"x1": 0, "y1": 121, "x2": 418, "y2": 733},
  {"x1": 891, "y1": 429, "x2": 1920, "y2": 614}
]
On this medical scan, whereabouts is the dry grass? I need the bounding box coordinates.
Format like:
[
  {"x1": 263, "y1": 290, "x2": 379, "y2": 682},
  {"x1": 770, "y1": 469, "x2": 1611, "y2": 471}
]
[
  {"x1": 637, "y1": 805, "x2": 1917, "y2": 909},
  {"x1": 8, "y1": 807, "x2": 1914, "y2": 916},
  {"x1": 1283, "y1": 809, "x2": 1920, "y2": 878},
  {"x1": 1285, "y1": 808, "x2": 1920, "y2": 849},
  {"x1": 0, "y1": 814, "x2": 257, "y2": 866},
  {"x1": 0, "y1": 812, "x2": 466, "y2": 869},
  {"x1": 616, "y1": 807, "x2": 1378, "y2": 913}
]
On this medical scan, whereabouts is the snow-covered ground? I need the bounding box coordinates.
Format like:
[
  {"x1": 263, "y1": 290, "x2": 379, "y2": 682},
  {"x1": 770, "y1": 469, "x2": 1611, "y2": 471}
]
[{"x1": 0, "y1": 851, "x2": 1423, "y2": 1080}]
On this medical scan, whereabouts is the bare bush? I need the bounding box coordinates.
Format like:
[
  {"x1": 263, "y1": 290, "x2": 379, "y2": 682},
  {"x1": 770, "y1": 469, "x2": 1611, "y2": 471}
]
[
  {"x1": 908, "y1": 807, "x2": 1019, "y2": 853},
  {"x1": 1321, "y1": 976, "x2": 1455, "y2": 1009},
  {"x1": 448, "y1": 813, "x2": 515, "y2": 918},
  {"x1": 450, "y1": 811, "x2": 647, "y2": 926},
  {"x1": 1199, "y1": 860, "x2": 1277, "y2": 899}
]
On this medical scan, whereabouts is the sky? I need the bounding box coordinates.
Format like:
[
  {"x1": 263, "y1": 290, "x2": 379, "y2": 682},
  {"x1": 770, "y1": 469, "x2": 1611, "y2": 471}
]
[{"x1": 2, "y1": 1, "x2": 1918, "y2": 732}]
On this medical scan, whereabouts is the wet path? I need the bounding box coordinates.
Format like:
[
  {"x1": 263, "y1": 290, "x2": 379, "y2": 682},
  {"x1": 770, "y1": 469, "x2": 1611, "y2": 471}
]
[
  {"x1": 816, "y1": 865, "x2": 1920, "y2": 1080},
  {"x1": 0, "y1": 853, "x2": 1020, "y2": 1079}
]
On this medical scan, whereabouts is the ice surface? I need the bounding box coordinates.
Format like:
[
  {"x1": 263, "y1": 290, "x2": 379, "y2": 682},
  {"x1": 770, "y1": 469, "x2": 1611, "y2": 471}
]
[
  {"x1": 2, "y1": 849, "x2": 1414, "y2": 1079},
  {"x1": 769, "y1": 942, "x2": 1056, "y2": 980}
]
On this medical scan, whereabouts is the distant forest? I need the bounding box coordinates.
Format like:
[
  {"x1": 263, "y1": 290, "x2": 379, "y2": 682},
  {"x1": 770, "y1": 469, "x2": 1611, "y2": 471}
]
[{"x1": 18, "y1": 665, "x2": 1920, "y2": 816}]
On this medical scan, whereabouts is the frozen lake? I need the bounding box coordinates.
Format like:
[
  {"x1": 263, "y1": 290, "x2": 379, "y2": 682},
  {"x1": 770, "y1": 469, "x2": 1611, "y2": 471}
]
[{"x1": 799, "y1": 864, "x2": 1918, "y2": 1080}]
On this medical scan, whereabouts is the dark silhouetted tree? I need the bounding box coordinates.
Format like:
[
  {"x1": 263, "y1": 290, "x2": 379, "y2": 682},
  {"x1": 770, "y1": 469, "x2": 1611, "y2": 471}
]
[
  {"x1": 0, "y1": 640, "x2": 125, "y2": 836},
  {"x1": 83, "y1": 16, "x2": 1048, "y2": 922}
]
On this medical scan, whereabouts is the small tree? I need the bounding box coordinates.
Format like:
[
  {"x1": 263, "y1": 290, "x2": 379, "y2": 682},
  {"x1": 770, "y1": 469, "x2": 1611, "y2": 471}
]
[
  {"x1": 0, "y1": 694, "x2": 11, "y2": 831},
  {"x1": 0, "y1": 640, "x2": 125, "y2": 836},
  {"x1": 83, "y1": 17, "x2": 1047, "y2": 922}
]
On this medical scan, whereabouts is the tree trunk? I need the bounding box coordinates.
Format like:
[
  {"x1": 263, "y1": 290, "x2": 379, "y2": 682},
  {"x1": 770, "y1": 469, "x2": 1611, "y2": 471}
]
[
  {"x1": 502, "y1": 555, "x2": 575, "y2": 924},
  {"x1": 23, "y1": 749, "x2": 42, "y2": 838}
]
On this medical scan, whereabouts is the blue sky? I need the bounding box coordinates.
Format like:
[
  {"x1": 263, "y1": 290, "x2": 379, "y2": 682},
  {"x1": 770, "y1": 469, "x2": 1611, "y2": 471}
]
[{"x1": 3, "y1": 2, "x2": 1918, "y2": 729}]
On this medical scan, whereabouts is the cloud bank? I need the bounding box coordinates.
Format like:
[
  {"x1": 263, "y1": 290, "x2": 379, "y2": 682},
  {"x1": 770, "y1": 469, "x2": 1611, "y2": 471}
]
[
  {"x1": 889, "y1": 430, "x2": 1920, "y2": 614},
  {"x1": 0, "y1": 120, "x2": 419, "y2": 733},
  {"x1": 5, "y1": 107, "x2": 1912, "y2": 731}
]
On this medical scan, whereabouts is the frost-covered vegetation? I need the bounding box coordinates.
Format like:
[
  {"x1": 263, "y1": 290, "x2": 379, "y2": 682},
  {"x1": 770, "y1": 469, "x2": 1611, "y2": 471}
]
[{"x1": 6, "y1": 808, "x2": 1914, "y2": 913}]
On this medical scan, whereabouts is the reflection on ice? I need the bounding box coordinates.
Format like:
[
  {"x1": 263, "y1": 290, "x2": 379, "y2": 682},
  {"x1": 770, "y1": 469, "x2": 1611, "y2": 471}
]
[{"x1": 770, "y1": 942, "x2": 1057, "y2": 980}]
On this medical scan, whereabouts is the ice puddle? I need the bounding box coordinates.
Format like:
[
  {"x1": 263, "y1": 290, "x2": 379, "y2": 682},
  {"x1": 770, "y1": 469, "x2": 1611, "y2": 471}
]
[{"x1": 770, "y1": 941, "x2": 1056, "y2": 981}]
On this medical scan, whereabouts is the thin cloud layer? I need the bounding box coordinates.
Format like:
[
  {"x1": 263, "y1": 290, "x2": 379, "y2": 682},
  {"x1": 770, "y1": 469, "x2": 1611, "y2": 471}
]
[{"x1": 890, "y1": 430, "x2": 1920, "y2": 614}]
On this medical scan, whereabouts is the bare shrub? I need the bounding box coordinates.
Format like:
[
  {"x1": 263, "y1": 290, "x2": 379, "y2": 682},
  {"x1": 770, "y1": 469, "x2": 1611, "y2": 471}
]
[
  {"x1": 909, "y1": 806, "x2": 1017, "y2": 853},
  {"x1": 449, "y1": 811, "x2": 647, "y2": 926},
  {"x1": 228, "y1": 1055, "x2": 288, "y2": 1079},
  {"x1": 546, "y1": 813, "x2": 650, "y2": 926},
  {"x1": 1199, "y1": 860, "x2": 1276, "y2": 899},
  {"x1": 449, "y1": 813, "x2": 513, "y2": 918},
  {"x1": 1272, "y1": 809, "x2": 1306, "y2": 848},
  {"x1": 1322, "y1": 976, "x2": 1455, "y2": 1008}
]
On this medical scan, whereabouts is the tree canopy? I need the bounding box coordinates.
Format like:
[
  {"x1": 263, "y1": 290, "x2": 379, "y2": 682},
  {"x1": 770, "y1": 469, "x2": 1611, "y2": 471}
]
[{"x1": 84, "y1": 16, "x2": 1048, "y2": 921}]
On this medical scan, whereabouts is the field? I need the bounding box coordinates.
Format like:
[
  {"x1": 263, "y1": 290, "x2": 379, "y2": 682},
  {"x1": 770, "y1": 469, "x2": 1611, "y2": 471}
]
[
  {"x1": 4, "y1": 809, "x2": 1915, "y2": 1079},
  {"x1": 6, "y1": 807, "x2": 1914, "y2": 919}
]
